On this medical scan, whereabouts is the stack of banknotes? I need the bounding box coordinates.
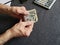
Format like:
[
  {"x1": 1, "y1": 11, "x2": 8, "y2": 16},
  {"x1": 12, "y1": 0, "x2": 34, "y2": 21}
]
[{"x1": 34, "y1": 0, "x2": 56, "y2": 9}]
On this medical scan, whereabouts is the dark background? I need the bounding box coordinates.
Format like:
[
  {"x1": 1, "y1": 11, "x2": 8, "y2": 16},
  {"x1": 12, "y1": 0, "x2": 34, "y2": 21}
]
[{"x1": 0, "y1": 0, "x2": 60, "y2": 45}]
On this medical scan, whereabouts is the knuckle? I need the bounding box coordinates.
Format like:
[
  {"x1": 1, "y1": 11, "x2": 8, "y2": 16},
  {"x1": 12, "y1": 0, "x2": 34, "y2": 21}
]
[
  {"x1": 11, "y1": 7, "x2": 16, "y2": 13},
  {"x1": 21, "y1": 6, "x2": 26, "y2": 9},
  {"x1": 11, "y1": 7, "x2": 15, "y2": 10},
  {"x1": 21, "y1": 6, "x2": 25, "y2": 8}
]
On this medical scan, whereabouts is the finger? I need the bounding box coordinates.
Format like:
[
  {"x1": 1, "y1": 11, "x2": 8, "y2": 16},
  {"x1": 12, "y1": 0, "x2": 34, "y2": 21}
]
[
  {"x1": 25, "y1": 27, "x2": 33, "y2": 37},
  {"x1": 30, "y1": 22, "x2": 34, "y2": 29},
  {"x1": 16, "y1": 6, "x2": 28, "y2": 15},
  {"x1": 18, "y1": 21, "x2": 34, "y2": 27},
  {"x1": 20, "y1": 19, "x2": 22, "y2": 22},
  {"x1": 21, "y1": 6, "x2": 29, "y2": 15},
  {"x1": 27, "y1": 21, "x2": 34, "y2": 31},
  {"x1": 25, "y1": 21, "x2": 34, "y2": 32},
  {"x1": 24, "y1": 11, "x2": 29, "y2": 15},
  {"x1": 16, "y1": 9, "x2": 25, "y2": 15}
]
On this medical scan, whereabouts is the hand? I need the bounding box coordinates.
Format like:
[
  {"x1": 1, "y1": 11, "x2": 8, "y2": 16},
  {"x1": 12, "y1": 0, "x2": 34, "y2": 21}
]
[
  {"x1": 0, "y1": 20, "x2": 34, "y2": 45},
  {"x1": 10, "y1": 20, "x2": 34, "y2": 37},
  {"x1": 9, "y1": 6, "x2": 29, "y2": 19},
  {"x1": 0, "y1": 4, "x2": 28, "y2": 19}
]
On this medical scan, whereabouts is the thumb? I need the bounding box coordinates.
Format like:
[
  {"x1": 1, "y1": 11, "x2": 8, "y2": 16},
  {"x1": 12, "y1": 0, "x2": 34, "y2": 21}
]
[{"x1": 19, "y1": 19, "x2": 22, "y2": 23}]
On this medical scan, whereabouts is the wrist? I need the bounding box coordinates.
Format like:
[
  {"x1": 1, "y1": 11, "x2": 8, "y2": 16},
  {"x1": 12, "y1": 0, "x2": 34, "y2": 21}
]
[
  {"x1": 6, "y1": 29, "x2": 14, "y2": 38},
  {"x1": 9, "y1": 28, "x2": 20, "y2": 38},
  {"x1": 7, "y1": 29, "x2": 15, "y2": 38},
  {"x1": 0, "y1": 4, "x2": 11, "y2": 14},
  {"x1": 0, "y1": 29, "x2": 13, "y2": 45}
]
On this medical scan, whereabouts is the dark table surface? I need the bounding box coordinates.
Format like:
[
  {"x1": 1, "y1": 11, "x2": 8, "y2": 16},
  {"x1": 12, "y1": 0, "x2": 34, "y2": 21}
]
[{"x1": 0, "y1": 0, "x2": 60, "y2": 45}]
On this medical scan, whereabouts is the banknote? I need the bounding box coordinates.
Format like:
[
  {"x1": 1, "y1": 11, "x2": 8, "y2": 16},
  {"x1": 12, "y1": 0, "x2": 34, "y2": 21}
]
[
  {"x1": 34, "y1": 0, "x2": 56, "y2": 9},
  {"x1": 24, "y1": 9, "x2": 38, "y2": 23}
]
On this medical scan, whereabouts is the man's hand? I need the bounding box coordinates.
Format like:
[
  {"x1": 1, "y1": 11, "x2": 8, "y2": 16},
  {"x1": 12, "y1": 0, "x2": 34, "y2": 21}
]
[
  {"x1": 0, "y1": 20, "x2": 34, "y2": 45},
  {"x1": 10, "y1": 20, "x2": 34, "y2": 37},
  {"x1": 0, "y1": 4, "x2": 29, "y2": 19},
  {"x1": 9, "y1": 6, "x2": 29, "y2": 19}
]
